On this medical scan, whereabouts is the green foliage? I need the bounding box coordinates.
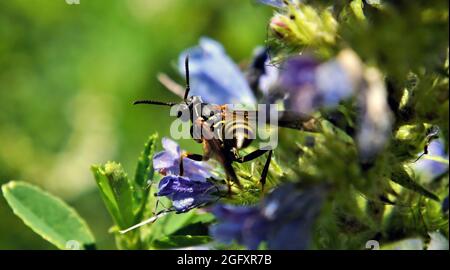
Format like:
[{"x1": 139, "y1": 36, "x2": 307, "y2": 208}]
[
  {"x1": 1, "y1": 181, "x2": 95, "y2": 250},
  {"x1": 390, "y1": 165, "x2": 439, "y2": 202},
  {"x1": 91, "y1": 162, "x2": 135, "y2": 230},
  {"x1": 263, "y1": 0, "x2": 449, "y2": 249},
  {"x1": 91, "y1": 135, "x2": 158, "y2": 249}
]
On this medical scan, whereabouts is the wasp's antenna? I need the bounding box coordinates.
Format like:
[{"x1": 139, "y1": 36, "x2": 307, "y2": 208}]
[
  {"x1": 133, "y1": 100, "x2": 176, "y2": 107},
  {"x1": 119, "y1": 210, "x2": 172, "y2": 234},
  {"x1": 183, "y1": 55, "x2": 190, "y2": 101}
]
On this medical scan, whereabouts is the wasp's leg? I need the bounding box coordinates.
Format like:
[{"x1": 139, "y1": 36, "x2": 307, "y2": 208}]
[
  {"x1": 185, "y1": 153, "x2": 204, "y2": 161},
  {"x1": 259, "y1": 150, "x2": 273, "y2": 191},
  {"x1": 235, "y1": 149, "x2": 273, "y2": 190},
  {"x1": 235, "y1": 149, "x2": 269, "y2": 163},
  {"x1": 223, "y1": 161, "x2": 241, "y2": 195}
]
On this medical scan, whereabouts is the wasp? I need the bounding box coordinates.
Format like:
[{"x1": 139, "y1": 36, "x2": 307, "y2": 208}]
[{"x1": 134, "y1": 56, "x2": 315, "y2": 191}]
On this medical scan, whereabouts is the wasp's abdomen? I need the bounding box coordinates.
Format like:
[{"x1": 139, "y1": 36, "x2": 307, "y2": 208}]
[{"x1": 222, "y1": 117, "x2": 254, "y2": 150}]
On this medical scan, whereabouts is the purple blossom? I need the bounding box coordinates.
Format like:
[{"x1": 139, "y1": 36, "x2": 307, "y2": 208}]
[
  {"x1": 280, "y1": 57, "x2": 319, "y2": 114},
  {"x1": 153, "y1": 137, "x2": 212, "y2": 181},
  {"x1": 414, "y1": 139, "x2": 449, "y2": 179},
  {"x1": 210, "y1": 184, "x2": 326, "y2": 250},
  {"x1": 178, "y1": 38, "x2": 257, "y2": 105},
  {"x1": 157, "y1": 175, "x2": 218, "y2": 213},
  {"x1": 279, "y1": 56, "x2": 353, "y2": 114}
]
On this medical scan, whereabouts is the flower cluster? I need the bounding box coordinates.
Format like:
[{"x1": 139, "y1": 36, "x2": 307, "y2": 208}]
[{"x1": 265, "y1": 0, "x2": 338, "y2": 48}]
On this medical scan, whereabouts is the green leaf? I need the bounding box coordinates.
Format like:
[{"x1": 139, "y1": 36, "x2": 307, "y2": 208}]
[
  {"x1": 1, "y1": 181, "x2": 95, "y2": 250},
  {"x1": 133, "y1": 133, "x2": 158, "y2": 221},
  {"x1": 350, "y1": 0, "x2": 366, "y2": 21},
  {"x1": 91, "y1": 162, "x2": 135, "y2": 229},
  {"x1": 391, "y1": 166, "x2": 440, "y2": 201},
  {"x1": 146, "y1": 211, "x2": 215, "y2": 245},
  {"x1": 91, "y1": 164, "x2": 122, "y2": 226},
  {"x1": 381, "y1": 238, "x2": 424, "y2": 250},
  {"x1": 151, "y1": 235, "x2": 212, "y2": 249},
  {"x1": 134, "y1": 133, "x2": 158, "y2": 188}
]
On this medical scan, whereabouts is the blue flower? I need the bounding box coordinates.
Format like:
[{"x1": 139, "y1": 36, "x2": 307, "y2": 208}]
[
  {"x1": 157, "y1": 175, "x2": 219, "y2": 213},
  {"x1": 413, "y1": 139, "x2": 449, "y2": 179},
  {"x1": 153, "y1": 137, "x2": 212, "y2": 181},
  {"x1": 279, "y1": 55, "x2": 354, "y2": 114},
  {"x1": 178, "y1": 37, "x2": 257, "y2": 105},
  {"x1": 210, "y1": 184, "x2": 326, "y2": 250}
]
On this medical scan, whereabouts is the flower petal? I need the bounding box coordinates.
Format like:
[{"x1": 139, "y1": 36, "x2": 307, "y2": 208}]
[
  {"x1": 182, "y1": 158, "x2": 213, "y2": 182},
  {"x1": 157, "y1": 175, "x2": 218, "y2": 213},
  {"x1": 162, "y1": 137, "x2": 181, "y2": 156},
  {"x1": 179, "y1": 37, "x2": 256, "y2": 105},
  {"x1": 153, "y1": 150, "x2": 180, "y2": 176}
]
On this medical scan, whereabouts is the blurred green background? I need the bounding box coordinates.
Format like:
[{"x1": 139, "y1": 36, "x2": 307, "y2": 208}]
[{"x1": 0, "y1": 0, "x2": 271, "y2": 249}]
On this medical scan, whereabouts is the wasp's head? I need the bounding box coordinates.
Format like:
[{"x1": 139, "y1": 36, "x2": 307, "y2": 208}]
[{"x1": 134, "y1": 55, "x2": 203, "y2": 122}]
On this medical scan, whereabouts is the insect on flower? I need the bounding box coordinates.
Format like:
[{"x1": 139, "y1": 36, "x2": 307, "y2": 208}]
[{"x1": 133, "y1": 38, "x2": 315, "y2": 192}]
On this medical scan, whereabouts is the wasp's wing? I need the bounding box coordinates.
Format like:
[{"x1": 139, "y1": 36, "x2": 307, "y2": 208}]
[{"x1": 277, "y1": 111, "x2": 317, "y2": 131}]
